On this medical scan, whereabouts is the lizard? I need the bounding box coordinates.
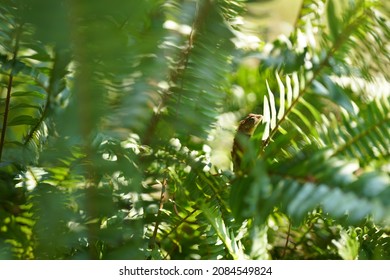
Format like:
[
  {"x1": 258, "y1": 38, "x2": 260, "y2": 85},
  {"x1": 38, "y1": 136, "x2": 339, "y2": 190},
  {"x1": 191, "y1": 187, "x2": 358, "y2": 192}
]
[{"x1": 231, "y1": 113, "x2": 263, "y2": 172}]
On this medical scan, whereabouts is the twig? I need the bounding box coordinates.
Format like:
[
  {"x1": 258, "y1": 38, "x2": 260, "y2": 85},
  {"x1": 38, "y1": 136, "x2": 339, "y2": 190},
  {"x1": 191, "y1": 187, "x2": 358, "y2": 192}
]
[
  {"x1": 0, "y1": 75, "x2": 13, "y2": 161},
  {"x1": 149, "y1": 178, "x2": 168, "y2": 249},
  {"x1": 162, "y1": 208, "x2": 198, "y2": 240},
  {"x1": 171, "y1": 193, "x2": 180, "y2": 217},
  {"x1": 0, "y1": 24, "x2": 23, "y2": 161},
  {"x1": 281, "y1": 219, "x2": 292, "y2": 259}
]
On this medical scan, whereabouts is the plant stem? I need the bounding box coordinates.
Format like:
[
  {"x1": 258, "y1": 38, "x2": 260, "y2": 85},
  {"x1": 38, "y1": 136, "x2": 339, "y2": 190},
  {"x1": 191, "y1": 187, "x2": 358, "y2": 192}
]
[
  {"x1": 281, "y1": 220, "x2": 292, "y2": 259},
  {"x1": 0, "y1": 75, "x2": 13, "y2": 162},
  {"x1": 0, "y1": 25, "x2": 22, "y2": 161},
  {"x1": 149, "y1": 178, "x2": 168, "y2": 250}
]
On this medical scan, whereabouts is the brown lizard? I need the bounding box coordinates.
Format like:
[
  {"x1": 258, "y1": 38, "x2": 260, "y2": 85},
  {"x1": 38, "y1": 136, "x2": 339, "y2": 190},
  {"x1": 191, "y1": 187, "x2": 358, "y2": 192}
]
[{"x1": 231, "y1": 113, "x2": 263, "y2": 172}]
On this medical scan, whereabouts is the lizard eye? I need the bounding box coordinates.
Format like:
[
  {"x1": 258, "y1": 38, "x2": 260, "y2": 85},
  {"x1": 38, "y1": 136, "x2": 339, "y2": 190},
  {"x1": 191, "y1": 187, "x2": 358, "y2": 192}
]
[
  {"x1": 241, "y1": 117, "x2": 255, "y2": 131},
  {"x1": 247, "y1": 118, "x2": 255, "y2": 125}
]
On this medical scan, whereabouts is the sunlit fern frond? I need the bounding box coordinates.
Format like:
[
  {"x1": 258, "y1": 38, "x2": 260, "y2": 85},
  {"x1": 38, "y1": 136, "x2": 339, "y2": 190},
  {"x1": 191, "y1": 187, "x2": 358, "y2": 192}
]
[{"x1": 320, "y1": 96, "x2": 390, "y2": 168}]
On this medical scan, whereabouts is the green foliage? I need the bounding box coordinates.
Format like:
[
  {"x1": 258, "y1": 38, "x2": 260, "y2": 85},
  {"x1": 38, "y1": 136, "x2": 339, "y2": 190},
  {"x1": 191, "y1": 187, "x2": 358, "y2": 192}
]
[{"x1": 0, "y1": 0, "x2": 389, "y2": 260}]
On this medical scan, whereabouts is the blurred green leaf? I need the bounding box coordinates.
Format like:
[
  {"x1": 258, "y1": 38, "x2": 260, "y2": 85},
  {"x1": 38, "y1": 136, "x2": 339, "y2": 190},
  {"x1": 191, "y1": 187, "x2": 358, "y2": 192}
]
[
  {"x1": 7, "y1": 115, "x2": 38, "y2": 126},
  {"x1": 327, "y1": 0, "x2": 340, "y2": 40}
]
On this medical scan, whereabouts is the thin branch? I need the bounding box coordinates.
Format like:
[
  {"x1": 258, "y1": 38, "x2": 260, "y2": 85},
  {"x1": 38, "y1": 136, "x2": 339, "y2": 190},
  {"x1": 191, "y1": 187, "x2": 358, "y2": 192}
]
[
  {"x1": 0, "y1": 75, "x2": 14, "y2": 161},
  {"x1": 162, "y1": 208, "x2": 199, "y2": 240},
  {"x1": 281, "y1": 220, "x2": 292, "y2": 259},
  {"x1": 149, "y1": 178, "x2": 168, "y2": 250},
  {"x1": 0, "y1": 24, "x2": 23, "y2": 161}
]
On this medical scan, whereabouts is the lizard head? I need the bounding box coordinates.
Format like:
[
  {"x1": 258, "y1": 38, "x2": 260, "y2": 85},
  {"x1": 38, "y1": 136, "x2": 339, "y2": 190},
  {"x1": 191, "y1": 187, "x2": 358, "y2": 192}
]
[{"x1": 237, "y1": 113, "x2": 263, "y2": 136}]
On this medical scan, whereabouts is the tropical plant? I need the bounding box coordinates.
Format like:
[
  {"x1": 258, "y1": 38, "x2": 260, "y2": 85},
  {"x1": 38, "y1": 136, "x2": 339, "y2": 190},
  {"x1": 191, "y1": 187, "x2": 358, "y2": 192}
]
[{"x1": 0, "y1": 0, "x2": 389, "y2": 260}]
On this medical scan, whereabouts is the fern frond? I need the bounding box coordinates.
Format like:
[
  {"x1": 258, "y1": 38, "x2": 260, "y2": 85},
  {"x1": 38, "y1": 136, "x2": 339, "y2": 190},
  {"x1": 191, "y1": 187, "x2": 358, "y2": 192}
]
[
  {"x1": 260, "y1": 71, "x2": 322, "y2": 151},
  {"x1": 357, "y1": 222, "x2": 390, "y2": 259},
  {"x1": 267, "y1": 210, "x2": 341, "y2": 259},
  {"x1": 321, "y1": 0, "x2": 390, "y2": 81},
  {"x1": 267, "y1": 149, "x2": 390, "y2": 225},
  {"x1": 200, "y1": 203, "x2": 246, "y2": 260},
  {"x1": 294, "y1": 0, "x2": 326, "y2": 31},
  {"x1": 232, "y1": 145, "x2": 389, "y2": 229},
  {"x1": 320, "y1": 96, "x2": 390, "y2": 167},
  {"x1": 156, "y1": 0, "x2": 236, "y2": 141}
]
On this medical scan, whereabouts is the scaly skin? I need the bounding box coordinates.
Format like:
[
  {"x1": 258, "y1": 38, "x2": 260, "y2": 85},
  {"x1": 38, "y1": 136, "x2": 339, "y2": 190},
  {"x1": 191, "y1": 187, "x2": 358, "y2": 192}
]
[{"x1": 231, "y1": 113, "x2": 262, "y2": 172}]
